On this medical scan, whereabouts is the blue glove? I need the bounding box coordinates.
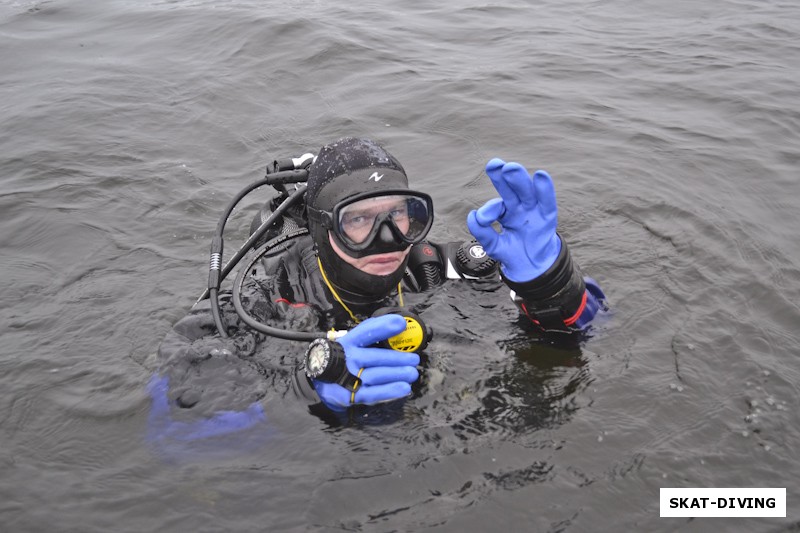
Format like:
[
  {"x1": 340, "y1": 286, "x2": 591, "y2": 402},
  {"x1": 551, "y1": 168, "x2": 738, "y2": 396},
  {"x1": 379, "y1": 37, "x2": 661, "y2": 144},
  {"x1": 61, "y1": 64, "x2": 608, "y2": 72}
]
[
  {"x1": 467, "y1": 158, "x2": 562, "y2": 283},
  {"x1": 313, "y1": 314, "x2": 420, "y2": 411}
]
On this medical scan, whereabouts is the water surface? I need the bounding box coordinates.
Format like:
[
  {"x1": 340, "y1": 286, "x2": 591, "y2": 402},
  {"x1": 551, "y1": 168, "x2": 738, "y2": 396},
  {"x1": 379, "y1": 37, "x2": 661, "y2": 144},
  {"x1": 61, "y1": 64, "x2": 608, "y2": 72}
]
[{"x1": 2, "y1": 0, "x2": 799, "y2": 530}]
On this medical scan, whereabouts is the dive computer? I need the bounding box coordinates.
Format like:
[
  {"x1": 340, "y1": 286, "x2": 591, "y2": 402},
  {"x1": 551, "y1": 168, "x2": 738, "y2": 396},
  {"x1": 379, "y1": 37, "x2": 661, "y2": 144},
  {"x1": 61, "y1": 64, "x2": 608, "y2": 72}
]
[{"x1": 303, "y1": 338, "x2": 359, "y2": 390}]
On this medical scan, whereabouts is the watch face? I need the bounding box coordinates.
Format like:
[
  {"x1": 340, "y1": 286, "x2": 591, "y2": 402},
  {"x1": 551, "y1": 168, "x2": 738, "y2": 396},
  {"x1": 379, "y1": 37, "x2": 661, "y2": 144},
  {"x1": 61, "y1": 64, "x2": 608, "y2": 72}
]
[{"x1": 305, "y1": 341, "x2": 330, "y2": 378}]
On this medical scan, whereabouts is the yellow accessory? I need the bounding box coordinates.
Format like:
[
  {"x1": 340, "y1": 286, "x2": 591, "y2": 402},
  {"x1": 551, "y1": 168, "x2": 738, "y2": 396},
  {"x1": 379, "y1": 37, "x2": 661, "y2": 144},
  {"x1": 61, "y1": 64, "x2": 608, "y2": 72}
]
[
  {"x1": 385, "y1": 315, "x2": 425, "y2": 352},
  {"x1": 350, "y1": 367, "x2": 365, "y2": 404}
]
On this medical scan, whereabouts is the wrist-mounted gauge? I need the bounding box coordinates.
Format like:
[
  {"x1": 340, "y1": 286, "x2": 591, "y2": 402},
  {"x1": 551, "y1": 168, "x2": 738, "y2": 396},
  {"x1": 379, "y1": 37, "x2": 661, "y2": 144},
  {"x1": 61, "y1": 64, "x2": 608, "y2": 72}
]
[{"x1": 303, "y1": 338, "x2": 360, "y2": 391}]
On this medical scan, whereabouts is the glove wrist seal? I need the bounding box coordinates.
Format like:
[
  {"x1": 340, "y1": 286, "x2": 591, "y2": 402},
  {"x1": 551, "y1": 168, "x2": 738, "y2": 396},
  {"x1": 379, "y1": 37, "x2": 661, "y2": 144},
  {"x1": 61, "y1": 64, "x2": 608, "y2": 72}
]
[
  {"x1": 499, "y1": 234, "x2": 573, "y2": 297},
  {"x1": 502, "y1": 235, "x2": 587, "y2": 331}
]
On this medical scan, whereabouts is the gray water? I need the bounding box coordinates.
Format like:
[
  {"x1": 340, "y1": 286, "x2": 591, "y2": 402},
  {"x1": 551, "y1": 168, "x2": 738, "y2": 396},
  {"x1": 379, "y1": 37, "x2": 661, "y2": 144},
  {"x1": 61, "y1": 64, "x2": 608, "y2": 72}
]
[{"x1": 2, "y1": 0, "x2": 799, "y2": 531}]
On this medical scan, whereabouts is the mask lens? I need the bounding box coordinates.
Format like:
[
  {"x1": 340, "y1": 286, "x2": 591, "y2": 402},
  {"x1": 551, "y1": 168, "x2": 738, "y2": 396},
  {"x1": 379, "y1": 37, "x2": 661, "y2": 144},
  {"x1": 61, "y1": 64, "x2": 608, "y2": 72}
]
[
  {"x1": 337, "y1": 194, "x2": 431, "y2": 245},
  {"x1": 403, "y1": 197, "x2": 431, "y2": 240}
]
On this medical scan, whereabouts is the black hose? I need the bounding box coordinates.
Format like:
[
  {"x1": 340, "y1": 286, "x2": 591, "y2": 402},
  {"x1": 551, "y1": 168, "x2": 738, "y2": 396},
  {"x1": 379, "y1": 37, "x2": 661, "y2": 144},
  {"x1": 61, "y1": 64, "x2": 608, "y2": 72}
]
[
  {"x1": 206, "y1": 169, "x2": 308, "y2": 337},
  {"x1": 199, "y1": 184, "x2": 307, "y2": 302},
  {"x1": 231, "y1": 229, "x2": 327, "y2": 342},
  {"x1": 419, "y1": 262, "x2": 443, "y2": 291},
  {"x1": 208, "y1": 287, "x2": 227, "y2": 337}
]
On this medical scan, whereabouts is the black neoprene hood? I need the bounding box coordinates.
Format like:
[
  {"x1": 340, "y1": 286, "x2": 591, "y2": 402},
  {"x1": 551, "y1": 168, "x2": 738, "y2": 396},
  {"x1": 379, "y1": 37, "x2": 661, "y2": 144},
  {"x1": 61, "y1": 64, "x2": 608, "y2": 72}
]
[
  {"x1": 305, "y1": 137, "x2": 416, "y2": 304},
  {"x1": 306, "y1": 137, "x2": 409, "y2": 211}
]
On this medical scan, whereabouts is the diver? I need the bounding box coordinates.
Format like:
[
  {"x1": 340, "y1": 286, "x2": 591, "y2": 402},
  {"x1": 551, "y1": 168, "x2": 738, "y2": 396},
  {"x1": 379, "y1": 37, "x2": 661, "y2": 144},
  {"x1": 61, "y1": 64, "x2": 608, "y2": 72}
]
[{"x1": 147, "y1": 137, "x2": 607, "y2": 439}]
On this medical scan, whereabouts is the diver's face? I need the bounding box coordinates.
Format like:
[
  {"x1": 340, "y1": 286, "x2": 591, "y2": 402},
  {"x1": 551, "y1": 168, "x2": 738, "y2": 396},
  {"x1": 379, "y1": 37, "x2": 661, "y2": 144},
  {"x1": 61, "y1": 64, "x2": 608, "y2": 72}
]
[
  {"x1": 337, "y1": 196, "x2": 411, "y2": 245},
  {"x1": 329, "y1": 233, "x2": 410, "y2": 276}
]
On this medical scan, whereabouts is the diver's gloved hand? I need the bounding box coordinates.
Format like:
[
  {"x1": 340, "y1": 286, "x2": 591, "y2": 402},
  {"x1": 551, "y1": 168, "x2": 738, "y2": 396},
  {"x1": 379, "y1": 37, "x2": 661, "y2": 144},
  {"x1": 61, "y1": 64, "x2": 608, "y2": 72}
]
[
  {"x1": 313, "y1": 314, "x2": 420, "y2": 412},
  {"x1": 467, "y1": 158, "x2": 562, "y2": 283}
]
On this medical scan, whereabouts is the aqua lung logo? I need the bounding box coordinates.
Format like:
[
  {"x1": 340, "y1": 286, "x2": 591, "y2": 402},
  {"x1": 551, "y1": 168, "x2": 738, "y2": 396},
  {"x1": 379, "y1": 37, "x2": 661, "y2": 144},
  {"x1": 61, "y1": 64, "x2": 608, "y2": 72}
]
[
  {"x1": 368, "y1": 172, "x2": 384, "y2": 182},
  {"x1": 469, "y1": 245, "x2": 486, "y2": 259}
]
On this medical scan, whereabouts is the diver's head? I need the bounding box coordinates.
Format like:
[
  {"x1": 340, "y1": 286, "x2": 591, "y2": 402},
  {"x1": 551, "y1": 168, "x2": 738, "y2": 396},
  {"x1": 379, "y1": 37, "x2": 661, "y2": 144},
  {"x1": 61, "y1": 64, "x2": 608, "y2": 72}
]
[{"x1": 306, "y1": 137, "x2": 434, "y2": 301}]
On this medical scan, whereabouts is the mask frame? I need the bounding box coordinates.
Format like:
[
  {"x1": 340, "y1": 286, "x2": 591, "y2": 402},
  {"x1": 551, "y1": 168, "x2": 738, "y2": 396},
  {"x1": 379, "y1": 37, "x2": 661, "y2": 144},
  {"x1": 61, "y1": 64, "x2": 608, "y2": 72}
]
[{"x1": 308, "y1": 189, "x2": 434, "y2": 257}]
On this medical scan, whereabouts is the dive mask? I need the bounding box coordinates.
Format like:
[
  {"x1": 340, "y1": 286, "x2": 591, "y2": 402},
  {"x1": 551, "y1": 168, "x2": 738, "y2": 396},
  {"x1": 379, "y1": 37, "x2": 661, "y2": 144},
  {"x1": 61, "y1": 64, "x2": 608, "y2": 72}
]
[{"x1": 308, "y1": 189, "x2": 434, "y2": 257}]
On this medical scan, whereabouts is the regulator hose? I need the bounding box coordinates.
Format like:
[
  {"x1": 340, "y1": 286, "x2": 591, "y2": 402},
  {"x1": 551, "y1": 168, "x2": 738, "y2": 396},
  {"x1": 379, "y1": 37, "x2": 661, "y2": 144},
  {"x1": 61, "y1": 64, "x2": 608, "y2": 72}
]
[
  {"x1": 206, "y1": 169, "x2": 309, "y2": 337},
  {"x1": 418, "y1": 262, "x2": 443, "y2": 292},
  {"x1": 231, "y1": 228, "x2": 328, "y2": 342}
]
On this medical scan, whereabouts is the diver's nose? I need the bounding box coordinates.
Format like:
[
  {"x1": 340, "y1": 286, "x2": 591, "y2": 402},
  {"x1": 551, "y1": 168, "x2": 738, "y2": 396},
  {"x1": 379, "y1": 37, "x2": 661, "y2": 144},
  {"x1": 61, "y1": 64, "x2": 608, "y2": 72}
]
[{"x1": 377, "y1": 221, "x2": 401, "y2": 244}]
